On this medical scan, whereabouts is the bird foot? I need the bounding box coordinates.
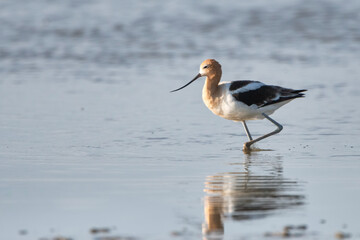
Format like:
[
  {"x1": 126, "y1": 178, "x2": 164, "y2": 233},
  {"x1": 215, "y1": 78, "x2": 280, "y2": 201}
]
[{"x1": 243, "y1": 142, "x2": 253, "y2": 153}]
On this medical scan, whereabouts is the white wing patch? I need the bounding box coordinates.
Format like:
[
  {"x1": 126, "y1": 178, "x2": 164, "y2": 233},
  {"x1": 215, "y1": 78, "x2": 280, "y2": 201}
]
[{"x1": 230, "y1": 82, "x2": 264, "y2": 94}]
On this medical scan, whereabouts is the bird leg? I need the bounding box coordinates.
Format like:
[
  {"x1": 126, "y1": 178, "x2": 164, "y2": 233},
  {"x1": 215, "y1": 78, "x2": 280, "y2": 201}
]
[
  {"x1": 241, "y1": 121, "x2": 253, "y2": 141},
  {"x1": 243, "y1": 113, "x2": 283, "y2": 151}
]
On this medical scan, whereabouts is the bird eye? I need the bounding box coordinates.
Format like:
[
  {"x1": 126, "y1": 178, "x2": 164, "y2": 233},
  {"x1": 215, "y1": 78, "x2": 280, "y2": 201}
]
[{"x1": 203, "y1": 65, "x2": 208, "y2": 69}]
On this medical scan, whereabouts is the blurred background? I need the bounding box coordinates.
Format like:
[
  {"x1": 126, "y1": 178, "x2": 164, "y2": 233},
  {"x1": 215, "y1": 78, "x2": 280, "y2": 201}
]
[{"x1": 1, "y1": 0, "x2": 360, "y2": 239}]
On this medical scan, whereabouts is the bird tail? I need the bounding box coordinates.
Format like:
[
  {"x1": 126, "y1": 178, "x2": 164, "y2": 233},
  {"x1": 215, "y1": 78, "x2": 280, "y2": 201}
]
[
  {"x1": 292, "y1": 89, "x2": 307, "y2": 96},
  {"x1": 294, "y1": 89, "x2": 306, "y2": 98}
]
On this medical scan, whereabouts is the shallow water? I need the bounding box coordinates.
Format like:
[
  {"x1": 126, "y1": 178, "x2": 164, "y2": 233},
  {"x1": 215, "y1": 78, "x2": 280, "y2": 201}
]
[{"x1": 1, "y1": 0, "x2": 360, "y2": 239}]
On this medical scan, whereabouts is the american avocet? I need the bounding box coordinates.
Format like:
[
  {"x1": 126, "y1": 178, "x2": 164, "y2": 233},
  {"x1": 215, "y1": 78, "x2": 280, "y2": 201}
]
[{"x1": 171, "y1": 59, "x2": 306, "y2": 151}]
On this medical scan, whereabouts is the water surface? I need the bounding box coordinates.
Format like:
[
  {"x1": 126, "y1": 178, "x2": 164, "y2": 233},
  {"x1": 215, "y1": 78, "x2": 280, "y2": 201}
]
[{"x1": 1, "y1": 0, "x2": 360, "y2": 239}]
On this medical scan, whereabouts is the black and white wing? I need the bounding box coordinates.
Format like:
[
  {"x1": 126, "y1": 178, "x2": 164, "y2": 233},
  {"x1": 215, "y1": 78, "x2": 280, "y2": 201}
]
[{"x1": 229, "y1": 80, "x2": 306, "y2": 107}]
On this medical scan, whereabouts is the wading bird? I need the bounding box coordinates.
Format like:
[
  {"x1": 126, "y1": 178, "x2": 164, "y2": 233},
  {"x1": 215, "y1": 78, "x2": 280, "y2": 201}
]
[{"x1": 171, "y1": 59, "x2": 306, "y2": 151}]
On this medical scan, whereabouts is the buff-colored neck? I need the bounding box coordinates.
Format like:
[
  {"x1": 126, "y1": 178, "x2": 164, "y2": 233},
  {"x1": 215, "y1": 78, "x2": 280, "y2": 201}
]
[{"x1": 203, "y1": 70, "x2": 222, "y2": 97}]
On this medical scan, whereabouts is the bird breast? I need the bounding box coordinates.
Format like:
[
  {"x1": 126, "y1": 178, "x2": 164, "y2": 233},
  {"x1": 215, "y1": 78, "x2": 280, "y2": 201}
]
[{"x1": 202, "y1": 85, "x2": 225, "y2": 117}]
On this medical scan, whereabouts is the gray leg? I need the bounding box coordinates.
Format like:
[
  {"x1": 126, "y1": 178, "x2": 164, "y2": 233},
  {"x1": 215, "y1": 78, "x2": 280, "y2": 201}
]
[
  {"x1": 243, "y1": 113, "x2": 283, "y2": 151},
  {"x1": 241, "y1": 121, "x2": 253, "y2": 141}
]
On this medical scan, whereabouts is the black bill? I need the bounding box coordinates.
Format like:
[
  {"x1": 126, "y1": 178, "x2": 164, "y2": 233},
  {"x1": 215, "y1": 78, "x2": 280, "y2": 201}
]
[{"x1": 170, "y1": 73, "x2": 202, "y2": 92}]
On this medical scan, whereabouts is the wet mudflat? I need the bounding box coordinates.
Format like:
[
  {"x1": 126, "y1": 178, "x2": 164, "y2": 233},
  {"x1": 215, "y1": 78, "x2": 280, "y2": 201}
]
[{"x1": 1, "y1": 0, "x2": 360, "y2": 239}]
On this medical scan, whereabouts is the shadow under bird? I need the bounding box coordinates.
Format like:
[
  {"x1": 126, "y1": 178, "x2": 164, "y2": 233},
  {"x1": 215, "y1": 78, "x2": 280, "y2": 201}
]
[{"x1": 171, "y1": 59, "x2": 306, "y2": 151}]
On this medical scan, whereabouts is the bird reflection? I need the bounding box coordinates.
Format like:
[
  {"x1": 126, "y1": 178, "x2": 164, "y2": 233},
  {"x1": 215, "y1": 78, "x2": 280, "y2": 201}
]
[{"x1": 202, "y1": 154, "x2": 305, "y2": 238}]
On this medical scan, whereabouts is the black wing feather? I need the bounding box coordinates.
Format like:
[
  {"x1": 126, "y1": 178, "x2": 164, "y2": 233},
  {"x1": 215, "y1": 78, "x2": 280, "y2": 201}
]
[{"x1": 231, "y1": 83, "x2": 306, "y2": 107}]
